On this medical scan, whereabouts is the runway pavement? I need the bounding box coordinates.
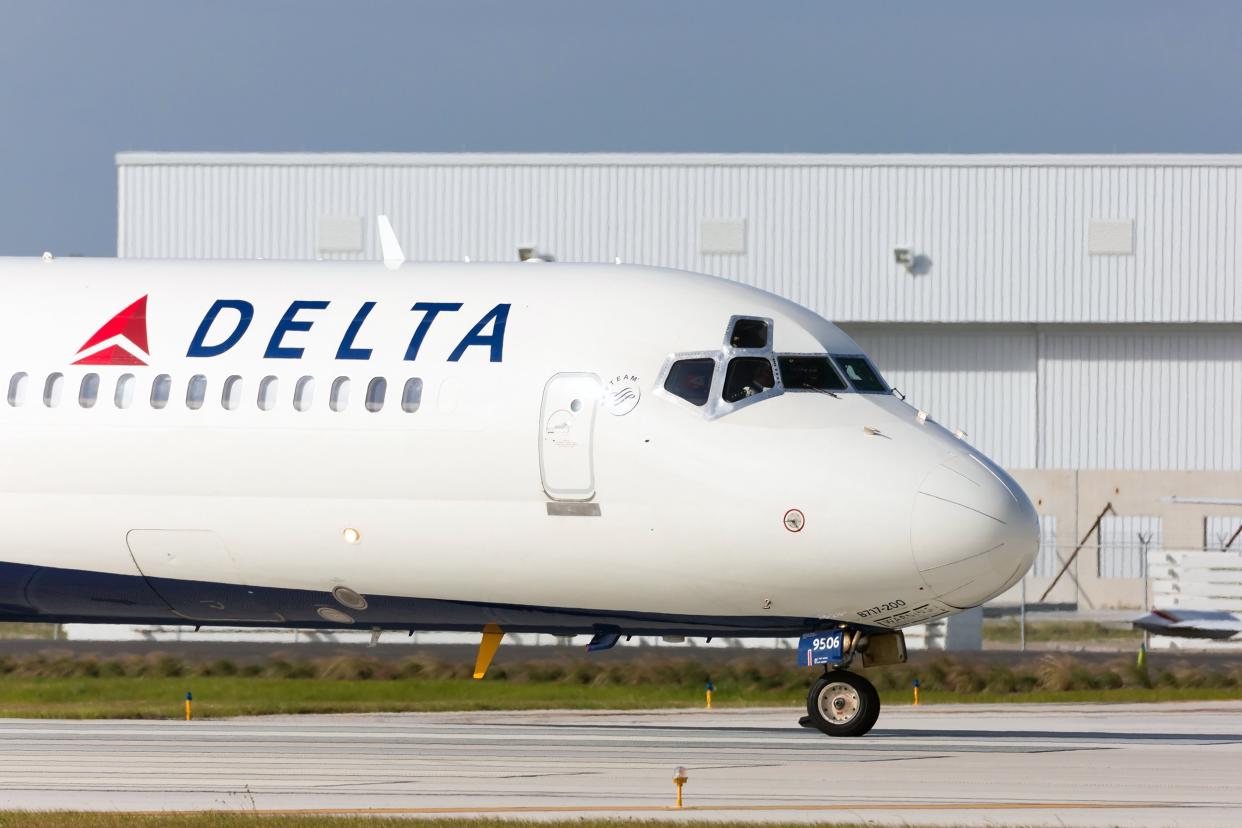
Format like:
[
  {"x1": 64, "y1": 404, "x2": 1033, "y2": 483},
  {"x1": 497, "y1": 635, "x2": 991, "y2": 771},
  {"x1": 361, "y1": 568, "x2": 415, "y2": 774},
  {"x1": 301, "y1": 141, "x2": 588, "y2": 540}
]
[{"x1": 0, "y1": 701, "x2": 1239, "y2": 826}]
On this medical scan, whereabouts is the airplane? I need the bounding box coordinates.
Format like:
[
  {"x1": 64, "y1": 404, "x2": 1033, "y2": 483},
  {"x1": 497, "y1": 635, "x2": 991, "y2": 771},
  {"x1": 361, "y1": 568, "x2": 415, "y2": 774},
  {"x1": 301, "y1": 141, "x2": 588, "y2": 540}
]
[
  {"x1": 0, "y1": 220, "x2": 1039, "y2": 737},
  {"x1": 1137, "y1": 496, "x2": 1242, "y2": 641},
  {"x1": 1133, "y1": 609, "x2": 1242, "y2": 640}
]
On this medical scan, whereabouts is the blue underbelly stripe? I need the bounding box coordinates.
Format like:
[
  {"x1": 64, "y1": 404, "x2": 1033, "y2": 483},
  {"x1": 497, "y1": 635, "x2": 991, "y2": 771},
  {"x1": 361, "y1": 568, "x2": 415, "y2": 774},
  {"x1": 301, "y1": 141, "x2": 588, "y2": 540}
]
[{"x1": 0, "y1": 559, "x2": 819, "y2": 636}]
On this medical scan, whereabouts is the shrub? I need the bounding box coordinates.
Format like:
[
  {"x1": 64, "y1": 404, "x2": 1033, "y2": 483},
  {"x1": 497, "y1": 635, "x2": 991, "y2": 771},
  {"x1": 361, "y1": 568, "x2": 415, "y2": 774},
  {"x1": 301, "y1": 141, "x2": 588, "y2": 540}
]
[
  {"x1": 525, "y1": 664, "x2": 566, "y2": 683},
  {"x1": 200, "y1": 658, "x2": 239, "y2": 677},
  {"x1": 143, "y1": 654, "x2": 185, "y2": 678},
  {"x1": 1035, "y1": 656, "x2": 1073, "y2": 692},
  {"x1": 984, "y1": 665, "x2": 1018, "y2": 694}
]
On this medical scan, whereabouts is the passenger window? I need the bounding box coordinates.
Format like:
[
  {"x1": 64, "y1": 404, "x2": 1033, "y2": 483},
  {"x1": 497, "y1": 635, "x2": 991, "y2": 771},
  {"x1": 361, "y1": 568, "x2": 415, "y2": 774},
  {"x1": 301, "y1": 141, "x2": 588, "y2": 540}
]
[
  {"x1": 114, "y1": 374, "x2": 135, "y2": 409},
  {"x1": 365, "y1": 377, "x2": 387, "y2": 413},
  {"x1": 729, "y1": 318, "x2": 768, "y2": 349},
  {"x1": 257, "y1": 376, "x2": 279, "y2": 411},
  {"x1": 150, "y1": 374, "x2": 171, "y2": 409},
  {"x1": 330, "y1": 377, "x2": 351, "y2": 412},
  {"x1": 221, "y1": 375, "x2": 243, "y2": 411},
  {"x1": 833, "y1": 356, "x2": 888, "y2": 393},
  {"x1": 7, "y1": 372, "x2": 28, "y2": 407},
  {"x1": 722, "y1": 357, "x2": 775, "y2": 403},
  {"x1": 186, "y1": 375, "x2": 207, "y2": 410},
  {"x1": 79, "y1": 373, "x2": 100, "y2": 408},
  {"x1": 293, "y1": 376, "x2": 315, "y2": 412},
  {"x1": 43, "y1": 373, "x2": 64, "y2": 408},
  {"x1": 401, "y1": 378, "x2": 423, "y2": 413},
  {"x1": 778, "y1": 356, "x2": 847, "y2": 391},
  {"x1": 664, "y1": 358, "x2": 715, "y2": 406}
]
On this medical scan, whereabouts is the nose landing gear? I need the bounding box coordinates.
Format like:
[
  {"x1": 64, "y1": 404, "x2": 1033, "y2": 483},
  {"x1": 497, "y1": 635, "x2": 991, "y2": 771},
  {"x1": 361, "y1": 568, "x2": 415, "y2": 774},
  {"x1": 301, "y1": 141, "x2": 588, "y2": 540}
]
[
  {"x1": 795, "y1": 627, "x2": 903, "y2": 737},
  {"x1": 801, "y1": 669, "x2": 881, "y2": 737}
]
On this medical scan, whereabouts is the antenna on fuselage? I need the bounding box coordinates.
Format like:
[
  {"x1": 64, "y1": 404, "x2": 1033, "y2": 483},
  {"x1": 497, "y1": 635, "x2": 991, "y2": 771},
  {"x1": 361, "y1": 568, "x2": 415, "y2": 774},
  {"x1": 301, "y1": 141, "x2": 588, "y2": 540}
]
[{"x1": 376, "y1": 215, "x2": 405, "y2": 270}]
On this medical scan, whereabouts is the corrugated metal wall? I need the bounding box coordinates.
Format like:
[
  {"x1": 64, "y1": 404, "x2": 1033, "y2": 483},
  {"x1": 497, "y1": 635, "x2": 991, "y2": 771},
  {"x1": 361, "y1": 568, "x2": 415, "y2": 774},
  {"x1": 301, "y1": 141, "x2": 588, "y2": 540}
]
[
  {"x1": 1038, "y1": 325, "x2": 1242, "y2": 470},
  {"x1": 1205, "y1": 516, "x2": 1242, "y2": 550},
  {"x1": 114, "y1": 153, "x2": 1242, "y2": 473},
  {"x1": 1034, "y1": 515, "x2": 1059, "y2": 579},
  {"x1": 843, "y1": 323, "x2": 1242, "y2": 471},
  {"x1": 117, "y1": 153, "x2": 1242, "y2": 324},
  {"x1": 1099, "y1": 515, "x2": 1162, "y2": 578},
  {"x1": 841, "y1": 324, "x2": 1036, "y2": 468}
]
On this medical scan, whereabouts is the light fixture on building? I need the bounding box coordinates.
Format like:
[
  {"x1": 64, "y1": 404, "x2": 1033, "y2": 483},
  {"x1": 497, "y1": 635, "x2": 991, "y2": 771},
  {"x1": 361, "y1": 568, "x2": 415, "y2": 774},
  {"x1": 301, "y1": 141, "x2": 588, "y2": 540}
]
[
  {"x1": 893, "y1": 246, "x2": 914, "y2": 271},
  {"x1": 518, "y1": 244, "x2": 552, "y2": 262}
]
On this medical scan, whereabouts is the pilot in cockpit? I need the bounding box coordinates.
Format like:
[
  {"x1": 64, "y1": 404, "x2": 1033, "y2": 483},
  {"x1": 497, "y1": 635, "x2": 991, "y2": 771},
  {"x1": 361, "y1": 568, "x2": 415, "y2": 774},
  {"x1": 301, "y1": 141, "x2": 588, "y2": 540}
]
[{"x1": 723, "y1": 357, "x2": 774, "y2": 403}]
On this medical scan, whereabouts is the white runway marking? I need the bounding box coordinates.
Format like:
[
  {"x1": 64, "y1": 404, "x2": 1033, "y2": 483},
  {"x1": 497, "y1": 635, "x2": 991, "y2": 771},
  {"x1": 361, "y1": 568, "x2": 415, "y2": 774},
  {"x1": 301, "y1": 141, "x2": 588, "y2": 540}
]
[{"x1": 0, "y1": 702, "x2": 1239, "y2": 826}]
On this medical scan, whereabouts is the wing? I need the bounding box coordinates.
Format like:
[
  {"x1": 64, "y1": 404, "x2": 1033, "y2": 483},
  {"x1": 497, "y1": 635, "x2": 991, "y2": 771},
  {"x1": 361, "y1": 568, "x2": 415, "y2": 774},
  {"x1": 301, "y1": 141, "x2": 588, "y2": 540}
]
[{"x1": 1133, "y1": 609, "x2": 1242, "y2": 640}]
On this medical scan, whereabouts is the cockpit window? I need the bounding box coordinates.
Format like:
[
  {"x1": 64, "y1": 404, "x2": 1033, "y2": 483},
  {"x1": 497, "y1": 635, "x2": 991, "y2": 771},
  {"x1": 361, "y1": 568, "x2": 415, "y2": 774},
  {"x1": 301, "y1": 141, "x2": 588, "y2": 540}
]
[
  {"x1": 722, "y1": 357, "x2": 775, "y2": 403},
  {"x1": 778, "y1": 356, "x2": 847, "y2": 391},
  {"x1": 729, "y1": 318, "x2": 768, "y2": 349},
  {"x1": 833, "y1": 355, "x2": 887, "y2": 393},
  {"x1": 664, "y1": 358, "x2": 715, "y2": 406}
]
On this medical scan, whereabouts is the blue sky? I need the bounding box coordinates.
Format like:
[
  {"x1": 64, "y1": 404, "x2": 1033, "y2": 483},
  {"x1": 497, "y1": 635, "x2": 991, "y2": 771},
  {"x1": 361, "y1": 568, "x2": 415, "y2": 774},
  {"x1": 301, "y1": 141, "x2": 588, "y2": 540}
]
[{"x1": 2, "y1": 1, "x2": 1240, "y2": 256}]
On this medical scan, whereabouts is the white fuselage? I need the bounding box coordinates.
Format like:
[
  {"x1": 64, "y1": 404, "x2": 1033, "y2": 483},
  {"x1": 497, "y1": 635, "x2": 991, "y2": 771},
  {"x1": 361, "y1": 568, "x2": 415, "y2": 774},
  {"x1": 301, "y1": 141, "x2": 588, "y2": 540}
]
[{"x1": 0, "y1": 257, "x2": 1038, "y2": 636}]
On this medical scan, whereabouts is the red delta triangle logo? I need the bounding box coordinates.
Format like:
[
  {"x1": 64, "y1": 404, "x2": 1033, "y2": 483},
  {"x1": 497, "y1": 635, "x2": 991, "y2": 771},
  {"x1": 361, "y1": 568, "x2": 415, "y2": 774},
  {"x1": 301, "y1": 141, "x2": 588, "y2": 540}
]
[{"x1": 72, "y1": 296, "x2": 150, "y2": 366}]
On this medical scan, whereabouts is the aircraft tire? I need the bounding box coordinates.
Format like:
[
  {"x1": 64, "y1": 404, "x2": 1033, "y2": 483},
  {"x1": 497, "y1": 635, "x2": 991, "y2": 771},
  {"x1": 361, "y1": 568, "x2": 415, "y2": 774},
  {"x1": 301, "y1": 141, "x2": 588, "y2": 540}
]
[{"x1": 805, "y1": 670, "x2": 881, "y2": 737}]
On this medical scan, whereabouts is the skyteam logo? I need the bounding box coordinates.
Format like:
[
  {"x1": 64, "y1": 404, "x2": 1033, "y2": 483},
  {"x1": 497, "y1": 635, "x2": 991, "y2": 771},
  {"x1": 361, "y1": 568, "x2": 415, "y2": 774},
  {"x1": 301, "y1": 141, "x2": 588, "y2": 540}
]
[{"x1": 73, "y1": 295, "x2": 150, "y2": 366}]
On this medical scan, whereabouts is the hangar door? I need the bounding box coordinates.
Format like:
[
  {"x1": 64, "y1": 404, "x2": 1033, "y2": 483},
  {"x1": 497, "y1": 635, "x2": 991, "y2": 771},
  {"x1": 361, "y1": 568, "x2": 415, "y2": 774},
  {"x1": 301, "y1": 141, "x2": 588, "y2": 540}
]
[{"x1": 539, "y1": 373, "x2": 601, "y2": 501}]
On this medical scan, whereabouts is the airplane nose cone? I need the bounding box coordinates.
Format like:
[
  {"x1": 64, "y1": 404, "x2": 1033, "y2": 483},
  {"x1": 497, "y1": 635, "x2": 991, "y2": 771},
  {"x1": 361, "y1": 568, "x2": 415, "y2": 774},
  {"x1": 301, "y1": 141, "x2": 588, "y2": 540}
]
[{"x1": 911, "y1": 452, "x2": 1039, "y2": 608}]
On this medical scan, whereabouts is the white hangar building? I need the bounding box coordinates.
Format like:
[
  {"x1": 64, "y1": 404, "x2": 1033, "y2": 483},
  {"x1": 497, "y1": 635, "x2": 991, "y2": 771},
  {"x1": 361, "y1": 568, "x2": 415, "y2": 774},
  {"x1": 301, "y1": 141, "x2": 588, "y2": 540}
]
[{"x1": 115, "y1": 152, "x2": 1242, "y2": 609}]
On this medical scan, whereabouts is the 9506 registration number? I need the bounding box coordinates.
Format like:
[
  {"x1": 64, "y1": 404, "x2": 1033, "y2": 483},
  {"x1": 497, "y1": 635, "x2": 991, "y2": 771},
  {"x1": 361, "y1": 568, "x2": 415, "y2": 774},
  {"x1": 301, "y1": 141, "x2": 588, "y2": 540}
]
[{"x1": 797, "y1": 630, "x2": 844, "y2": 666}]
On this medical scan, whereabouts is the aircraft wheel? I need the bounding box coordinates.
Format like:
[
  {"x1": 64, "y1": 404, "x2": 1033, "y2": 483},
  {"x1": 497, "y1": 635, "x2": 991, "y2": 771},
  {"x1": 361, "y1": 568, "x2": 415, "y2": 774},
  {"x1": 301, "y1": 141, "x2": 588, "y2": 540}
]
[{"x1": 804, "y1": 670, "x2": 881, "y2": 737}]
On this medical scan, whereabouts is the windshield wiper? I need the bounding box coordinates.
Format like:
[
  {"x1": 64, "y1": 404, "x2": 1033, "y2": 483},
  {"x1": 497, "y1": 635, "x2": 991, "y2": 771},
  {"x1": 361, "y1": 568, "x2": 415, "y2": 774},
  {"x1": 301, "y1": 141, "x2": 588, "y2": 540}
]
[{"x1": 800, "y1": 385, "x2": 841, "y2": 399}]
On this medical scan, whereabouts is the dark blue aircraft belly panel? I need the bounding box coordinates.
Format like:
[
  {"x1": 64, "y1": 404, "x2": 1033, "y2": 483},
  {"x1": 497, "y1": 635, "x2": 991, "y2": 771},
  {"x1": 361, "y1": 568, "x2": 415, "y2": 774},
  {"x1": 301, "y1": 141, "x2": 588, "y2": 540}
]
[
  {"x1": 24, "y1": 564, "x2": 171, "y2": 619},
  {"x1": 0, "y1": 560, "x2": 821, "y2": 637}
]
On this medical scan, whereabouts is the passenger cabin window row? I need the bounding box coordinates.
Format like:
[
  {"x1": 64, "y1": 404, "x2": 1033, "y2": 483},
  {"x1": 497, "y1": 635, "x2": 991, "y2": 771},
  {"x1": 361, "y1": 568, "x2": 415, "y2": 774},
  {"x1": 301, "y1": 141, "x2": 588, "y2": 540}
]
[
  {"x1": 662, "y1": 316, "x2": 889, "y2": 411},
  {"x1": 5, "y1": 372, "x2": 425, "y2": 414}
]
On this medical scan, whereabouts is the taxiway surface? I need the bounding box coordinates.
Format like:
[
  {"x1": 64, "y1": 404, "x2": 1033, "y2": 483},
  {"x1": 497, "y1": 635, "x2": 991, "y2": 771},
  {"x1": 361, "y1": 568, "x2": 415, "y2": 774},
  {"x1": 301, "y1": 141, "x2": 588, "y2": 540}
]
[{"x1": 0, "y1": 701, "x2": 1239, "y2": 826}]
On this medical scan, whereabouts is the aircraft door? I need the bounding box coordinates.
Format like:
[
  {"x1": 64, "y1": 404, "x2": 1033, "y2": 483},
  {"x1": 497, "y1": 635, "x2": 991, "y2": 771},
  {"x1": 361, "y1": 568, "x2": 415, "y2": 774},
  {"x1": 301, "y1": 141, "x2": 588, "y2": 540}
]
[{"x1": 539, "y1": 373, "x2": 602, "y2": 501}]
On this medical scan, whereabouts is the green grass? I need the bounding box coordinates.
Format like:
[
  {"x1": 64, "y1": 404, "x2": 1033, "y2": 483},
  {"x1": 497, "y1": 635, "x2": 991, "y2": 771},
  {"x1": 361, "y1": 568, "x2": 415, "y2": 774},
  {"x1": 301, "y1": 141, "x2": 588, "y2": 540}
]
[
  {"x1": 0, "y1": 675, "x2": 1236, "y2": 719},
  {"x1": 0, "y1": 650, "x2": 1236, "y2": 718},
  {"x1": 0, "y1": 676, "x2": 787, "y2": 719},
  {"x1": 984, "y1": 618, "x2": 1142, "y2": 643}
]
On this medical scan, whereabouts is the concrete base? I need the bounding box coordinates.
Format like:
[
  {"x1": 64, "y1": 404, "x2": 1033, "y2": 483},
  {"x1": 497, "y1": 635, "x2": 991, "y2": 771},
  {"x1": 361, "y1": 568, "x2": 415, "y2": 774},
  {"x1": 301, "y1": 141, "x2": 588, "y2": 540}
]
[{"x1": 1002, "y1": 468, "x2": 1242, "y2": 609}]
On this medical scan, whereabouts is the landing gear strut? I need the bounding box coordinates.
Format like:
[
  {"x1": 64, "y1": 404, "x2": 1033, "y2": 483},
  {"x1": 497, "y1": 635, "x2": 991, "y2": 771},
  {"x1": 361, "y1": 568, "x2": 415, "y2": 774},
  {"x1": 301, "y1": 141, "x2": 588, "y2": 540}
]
[
  {"x1": 800, "y1": 670, "x2": 881, "y2": 737},
  {"x1": 796, "y1": 628, "x2": 902, "y2": 737}
]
